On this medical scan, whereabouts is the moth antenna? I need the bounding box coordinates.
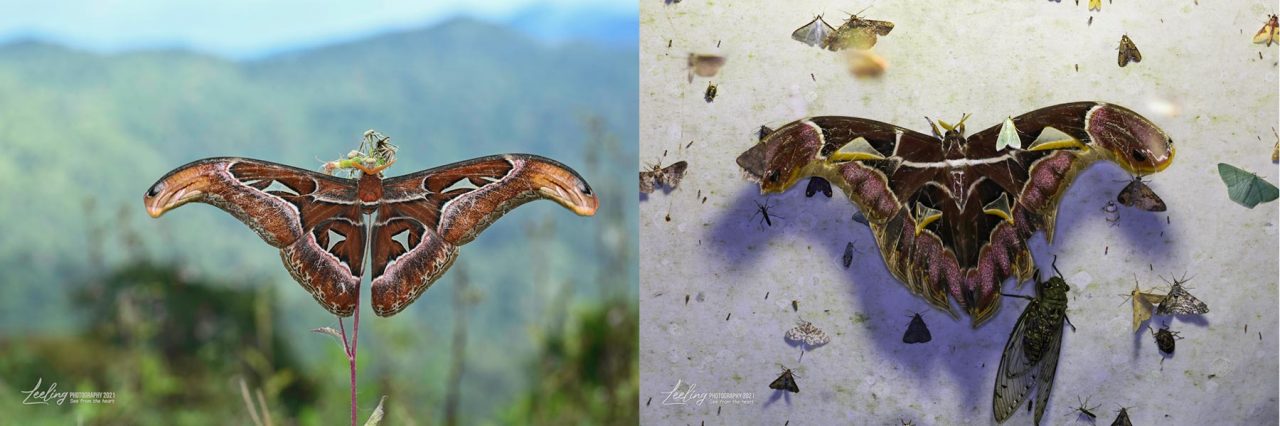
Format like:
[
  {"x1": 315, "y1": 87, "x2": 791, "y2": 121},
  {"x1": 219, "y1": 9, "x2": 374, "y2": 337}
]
[
  {"x1": 925, "y1": 116, "x2": 943, "y2": 139},
  {"x1": 1051, "y1": 254, "x2": 1063, "y2": 279}
]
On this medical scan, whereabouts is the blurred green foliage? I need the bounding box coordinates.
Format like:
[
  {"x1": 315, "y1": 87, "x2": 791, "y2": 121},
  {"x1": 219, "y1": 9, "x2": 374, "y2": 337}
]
[{"x1": 0, "y1": 17, "x2": 637, "y2": 424}]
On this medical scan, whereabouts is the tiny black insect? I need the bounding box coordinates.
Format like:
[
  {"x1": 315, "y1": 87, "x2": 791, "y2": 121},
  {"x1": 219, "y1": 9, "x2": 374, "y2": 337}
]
[
  {"x1": 792, "y1": 300, "x2": 799, "y2": 312},
  {"x1": 1066, "y1": 395, "x2": 1099, "y2": 421},
  {"x1": 903, "y1": 312, "x2": 932, "y2": 344},
  {"x1": 705, "y1": 81, "x2": 718, "y2": 102},
  {"x1": 685, "y1": 294, "x2": 690, "y2": 305},
  {"x1": 751, "y1": 199, "x2": 782, "y2": 227},
  {"x1": 765, "y1": 291, "x2": 770, "y2": 300},
  {"x1": 805, "y1": 177, "x2": 833, "y2": 197},
  {"x1": 769, "y1": 367, "x2": 800, "y2": 393},
  {"x1": 647, "y1": 396, "x2": 652, "y2": 406},
  {"x1": 726, "y1": 312, "x2": 732, "y2": 321}
]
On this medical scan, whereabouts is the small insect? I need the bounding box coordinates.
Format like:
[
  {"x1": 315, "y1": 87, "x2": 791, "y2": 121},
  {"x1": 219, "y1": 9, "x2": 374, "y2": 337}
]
[
  {"x1": 1151, "y1": 323, "x2": 1182, "y2": 358},
  {"x1": 1088, "y1": 16, "x2": 1093, "y2": 26},
  {"x1": 1255, "y1": 14, "x2": 1279, "y2": 47},
  {"x1": 852, "y1": 210, "x2": 869, "y2": 225},
  {"x1": 667, "y1": 40, "x2": 672, "y2": 48},
  {"x1": 686, "y1": 140, "x2": 694, "y2": 149},
  {"x1": 1218, "y1": 162, "x2": 1280, "y2": 208},
  {"x1": 717, "y1": 40, "x2": 721, "y2": 48},
  {"x1": 1117, "y1": 176, "x2": 1167, "y2": 211},
  {"x1": 1101, "y1": 201, "x2": 1120, "y2": 226},
  {"x1": 903, "y1": 312, "x2": 932, "y2": 344},
  {"x1": 810, "y1": 73, "x2": 815, "y2": 81},
  {"x1": 765, "y1": 291, "x2": 770, "y2": 300},
  {"x1": 806, "y1": 177, "x2": 833, "y2": 197},
  {"x1": 1104, "y1": 246, "x2": 1109, "y2": 255},
  {"x1": 792, "y1": 15, "x2": 836, "y2": 48},
  {"x1": 1075, "y1": 64, "x2": 1079, "y2": 72},
  {"x1": 751, "y1": 199, "x2": 781, "y2": 227},
  {"x1": 687, "y1": 54, "x2": 726, "y2": 82},
  {"x1": 992, "y1": 256, "x2": 1074, "y2": 426},
  {"x1": 647, "y1": 396, "x2": 652, "y2": 406},
  {"x1": 1112, "y1": 407, "x2": 1133, "y2": 426},
  {"x1": 1121, "y1": 275, "x2": 1167, "y2": 332},
  {"x1": 639, "y1": 160, "x2": 689, "y2": 193},
  {"x1": 995, "y1": 116, "x2": 1021, "y2": 151},
  {"x1": 1118, "y1": 35, "x2": 1142, "y2": 67},
  {"x1": 1089, "y1": 0, "x2": 1101, "y2": 11},
  {"x1": 726, "y1": 312, "x2": 732, "y2": 321},
  {"x1": 825, "y1": 11, "x2": 894, "y2": 51},
  {"x1": 704, "y1": 81, "x2": 718, "y2": 102},
  {"x1": 717, "y1": 406, "x2": 721, "y2": 415},
  {"x1": 792, "y1": 300, "x2": 799, "y2": 312},
  {"x1": 769, "y1": 367, "x2": 799, "y2": 393},
  {"x1": 842, "y1": 242, "x2": 855, "y2": 268},
  {"x1": 785, "y1": 320, "x2": 832, "y2": 346},
  {"x1": 1155, "y1": 274, "x2": 1208, "y2": 315},
  {"x1": 685, "y1": 294, "x2": 690, "y2": 305},
  {"x1": 1066, "y1": 395, "x2": 1100, "y2": 422}
]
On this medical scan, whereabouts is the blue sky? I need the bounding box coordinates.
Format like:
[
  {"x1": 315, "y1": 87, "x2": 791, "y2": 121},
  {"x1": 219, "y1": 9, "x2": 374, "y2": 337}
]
[{"x1": 0, "y1": 0, "x2": 635, "y2": 58}]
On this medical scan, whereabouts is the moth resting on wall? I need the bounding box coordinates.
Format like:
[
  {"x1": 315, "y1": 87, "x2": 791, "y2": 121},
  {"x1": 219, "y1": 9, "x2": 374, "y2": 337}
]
[
  {"x1": 736, "y1": 102, "x2": 1175, "y2": 326},
  {"x1": 145, "y1": 147, "x2": 597, "y2": 317}
]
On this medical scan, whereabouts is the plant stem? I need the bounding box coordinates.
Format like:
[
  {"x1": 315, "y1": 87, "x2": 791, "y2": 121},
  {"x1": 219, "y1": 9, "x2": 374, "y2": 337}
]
[{"x1": 339, "y1": 303, "x2": 361, "y2": 426}]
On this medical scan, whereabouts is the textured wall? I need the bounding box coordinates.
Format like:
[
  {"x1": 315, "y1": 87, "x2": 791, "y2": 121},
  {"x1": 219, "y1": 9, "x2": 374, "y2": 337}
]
[{"x1": 639, "y1": 1, "x2": 1279, "y2": 424}]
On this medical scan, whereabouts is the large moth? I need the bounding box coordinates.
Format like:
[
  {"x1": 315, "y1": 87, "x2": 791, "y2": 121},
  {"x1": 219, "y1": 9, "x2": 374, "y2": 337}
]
[
  {"x1": 144, "y1": 149, "x2": 597, "y2": 317},
  {"x1": 737, "y1": 102, "x2": 1174, "y2": 326}
]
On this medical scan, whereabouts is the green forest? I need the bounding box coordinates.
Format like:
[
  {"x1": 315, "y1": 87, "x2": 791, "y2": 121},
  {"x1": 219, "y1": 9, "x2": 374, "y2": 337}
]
[{"x1": 0, "y1": 17, "x2": 638, "y2": 424}]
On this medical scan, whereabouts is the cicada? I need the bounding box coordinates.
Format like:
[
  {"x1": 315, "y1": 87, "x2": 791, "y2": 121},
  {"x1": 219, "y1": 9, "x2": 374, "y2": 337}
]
[{"x1": 993, "y1": 257, "x2": 1075, "y2": 425}]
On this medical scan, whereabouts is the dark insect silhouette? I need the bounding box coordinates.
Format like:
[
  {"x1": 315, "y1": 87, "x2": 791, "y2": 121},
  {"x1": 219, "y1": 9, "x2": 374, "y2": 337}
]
[
  {"x1": 903, "y1": 313, "x2": 932, "y2": 344},
  {"x1": 769, "y1": 367, "x2": 799, "y2": 393},
  {"x1": 806, "y1": 177, "x2": 833, "y2": 197}
]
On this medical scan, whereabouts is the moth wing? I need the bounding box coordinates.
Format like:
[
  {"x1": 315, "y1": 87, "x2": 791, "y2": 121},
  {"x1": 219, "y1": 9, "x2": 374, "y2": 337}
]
[
  {"x1": 792, "y1": 16, "x2": 836, "y2": 47},
  {"x1": 658, "y1": 161, "x2": 689, "y2": 188},
  {"x1": 370, "y1": 155, "x2": 597, "y2": 316},
  {"x1": 1156, "y1": 286, "x2": 1209, "y2": 315},
  {"x1": 993, "y1": 304, "x2": 1040, "y2": 422},
  {"x1": 868, "y1": 20, "x2": 895, "y2": 36},
  {"x1": 144, "y1": 157, "x2": 365, "y2": 316},
  {"x1": 1117, "y1": 179, "x2": 1167, "y2": 211},
  {"x1": 639, "y1": 171, "x2": 658, "y2": 193},
  {"x1": 1089, "y1": 0, "x2": 1101, "y2": 11}
]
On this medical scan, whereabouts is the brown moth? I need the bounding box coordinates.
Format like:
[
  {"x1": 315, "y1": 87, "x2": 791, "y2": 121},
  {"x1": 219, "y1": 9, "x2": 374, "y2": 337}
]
[
  {"x1": 1117, "y1": 176, "x2": 1167, "y2": 211},
  {"x1": 688, "y1": 54, "x2": 726, "y2": 81},
  {"x1": 1111, "y1": 407, "x2": 1133, "y2": 426},
  {"x1": 769, "y1": 367, "x2": 799, "y2": 393},
  {"x1": 1118, "y1": 35, "x2": 1142, "y2": 67},
  {"x1": 145, "y1": 142, "x2": 597, "y2": 317},
  {"x1": 639, "y1": 160, "x2": 689, "y2": 194},
  {"x1": 1155, "y1": 274, "x2": 1209, "y2": 315},
  {"x1": 825, "y1": 13, "x2": 894, "y2": 51},
  {"x1": 806, "y1": 177, "x2": 833, "y2": 198}
]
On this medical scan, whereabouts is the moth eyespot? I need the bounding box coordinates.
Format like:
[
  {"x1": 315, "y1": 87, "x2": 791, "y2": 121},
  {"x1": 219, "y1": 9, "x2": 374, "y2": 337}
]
[
  {"x1": 146, "y1": 182, "x2": 165, "y2": 197},
  {"x1": 767, "y1": 170, "x2": 781, "y2": 183},
  {"x1": 1131, "y1": 149, "x2": 1148, "y2": 162}
]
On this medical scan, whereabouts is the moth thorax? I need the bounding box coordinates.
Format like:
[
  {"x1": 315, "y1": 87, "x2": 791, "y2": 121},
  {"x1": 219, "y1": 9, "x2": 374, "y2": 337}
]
[{"x1": 356, "y1": 172, "x2": 384, "y2": 203}]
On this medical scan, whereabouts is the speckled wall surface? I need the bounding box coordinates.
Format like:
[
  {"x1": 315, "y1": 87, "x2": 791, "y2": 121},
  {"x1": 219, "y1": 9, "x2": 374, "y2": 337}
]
[{"x1": 639, "y1": 1, "x2": 1279, "y2": 424}]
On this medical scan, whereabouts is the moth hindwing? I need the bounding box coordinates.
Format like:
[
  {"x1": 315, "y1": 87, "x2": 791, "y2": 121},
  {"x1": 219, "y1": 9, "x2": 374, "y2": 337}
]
[{"x1": 993, "y1": 261, "x2": 1072, "y2": 425}]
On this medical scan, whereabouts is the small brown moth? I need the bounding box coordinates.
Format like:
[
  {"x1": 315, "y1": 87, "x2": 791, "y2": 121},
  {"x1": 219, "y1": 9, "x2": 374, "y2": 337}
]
[
  {"x1": 704, "y1": 81, "x2": 718, "y2": 102},
  {"x1": 825, "y1": 12, "x2": 894, "y2": 51},
  {"x1": 1117, "y1": 176, "x2": 1167, "y2": 211},
  {"x1": 769, "y1": 367, "x2": 800, "y2": 393},
  {"x1": 1255, "y1": 14, "x2": 1279, "y2": 47},
  {"x1": 639, "y1": 161, "x2": 688, "y2": 193},
  {"x1": 687, "y1": 54, "x2": 725, "y2": 82},
  {"x1": 785, "y1": 320, "x2": 831, "y2": 346},
  {"x1": 1155, "y1": 274, "x2": 1209, "y2": 315},
  {"x1": 792, "y1": 15, "x2": 836, "y2": 48},
  {"x1": 1118, "y1": 35, "x2": 1142, "y2": 67}
]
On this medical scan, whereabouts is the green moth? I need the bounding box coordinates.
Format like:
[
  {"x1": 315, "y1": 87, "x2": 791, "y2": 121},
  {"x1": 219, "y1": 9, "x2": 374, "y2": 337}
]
[
  {"x1": 1217, "y1": 163, "x2": 1279, "y2": 208},
  {"x1": 996, "y1": 117, "x2": 1021, "y2": 151}
]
